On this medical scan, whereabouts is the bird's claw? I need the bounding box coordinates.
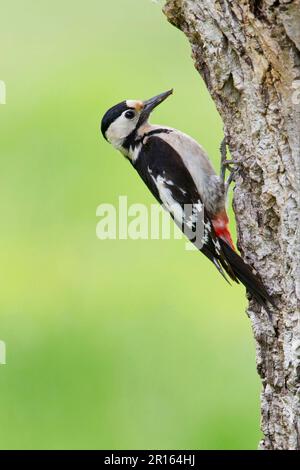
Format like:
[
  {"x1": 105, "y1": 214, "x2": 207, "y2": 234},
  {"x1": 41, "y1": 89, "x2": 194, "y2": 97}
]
[
  {"x1": 220, "y1": 137, "x2": 241, "y2": 183},
  {"x1": 222, "y1": 159, "x2": 240, "y2": 169}
]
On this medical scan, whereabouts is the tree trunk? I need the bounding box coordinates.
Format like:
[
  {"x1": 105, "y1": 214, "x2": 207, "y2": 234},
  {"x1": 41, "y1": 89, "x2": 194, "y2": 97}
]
[{"x1": 163, "y1": 0, "x2": 300, "y2": 450}]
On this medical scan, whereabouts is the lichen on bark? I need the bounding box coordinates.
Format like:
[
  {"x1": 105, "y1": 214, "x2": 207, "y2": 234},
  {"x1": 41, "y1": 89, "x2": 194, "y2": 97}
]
[{"x1": 163, "y1": 0, "x2": 300, "y2": 450}]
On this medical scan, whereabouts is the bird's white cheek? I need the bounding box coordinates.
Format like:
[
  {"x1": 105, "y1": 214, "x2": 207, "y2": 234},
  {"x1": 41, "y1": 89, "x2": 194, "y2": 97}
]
[
  {"x1": 106, "y1": 116, "x2": 136, "y2": 149},
  {"x1": 106, "y1": 126, "x2": 124, "y2": 149}
]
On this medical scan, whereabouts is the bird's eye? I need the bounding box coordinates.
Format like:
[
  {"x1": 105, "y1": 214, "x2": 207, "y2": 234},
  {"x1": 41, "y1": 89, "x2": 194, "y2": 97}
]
[{"x1": 125, "y1": 110, "x2": 135, "y2": 119}]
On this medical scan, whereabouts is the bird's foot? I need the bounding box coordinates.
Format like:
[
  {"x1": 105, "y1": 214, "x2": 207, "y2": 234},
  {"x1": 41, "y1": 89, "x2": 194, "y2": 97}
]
[
  {"x1": 219, "y1": 137, "x2": 241, "y2": 202},
  {"x1": 220, "y1": 137, "x2": 228, "y2": 183},
  {"x1": 222, "y1": 158, "x2": 241, "y2": 171},
  {"x1": 220, "y1": 138, "x2": 241, "y2": 178}
]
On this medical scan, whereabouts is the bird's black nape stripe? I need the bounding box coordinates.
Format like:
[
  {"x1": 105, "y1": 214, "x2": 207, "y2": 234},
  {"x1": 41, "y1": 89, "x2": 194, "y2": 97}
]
[
  {"x1": 123, "y1": 128, "x2": 172, "y2": 152},
  {"x1": 101, "y1": 101, "x2": 129, "y2": 140},
  {"x1": 144, "y1": 128, "x2": 172, "y2": 139}
]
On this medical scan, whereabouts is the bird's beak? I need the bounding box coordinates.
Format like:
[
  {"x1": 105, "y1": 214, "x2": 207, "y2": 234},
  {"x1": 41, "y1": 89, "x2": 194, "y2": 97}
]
[{"x1": 139, "y1": 89, "x2": 173, "y2": 124}]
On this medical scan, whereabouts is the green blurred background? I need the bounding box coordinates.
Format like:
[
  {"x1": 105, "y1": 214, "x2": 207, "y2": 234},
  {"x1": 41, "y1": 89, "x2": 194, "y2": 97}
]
[{"x1": 0, "y1": 0, "x2": 261, "y2": 449}]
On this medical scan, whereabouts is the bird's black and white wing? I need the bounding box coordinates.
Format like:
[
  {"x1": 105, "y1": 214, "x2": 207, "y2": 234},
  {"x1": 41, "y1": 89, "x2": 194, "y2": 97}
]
[
  {"x1": 133, "y1": 135, "x2": 236, "y2": 281},
  {"x1": 134, "y1": 135, "x2": 275, "y2": 310}
]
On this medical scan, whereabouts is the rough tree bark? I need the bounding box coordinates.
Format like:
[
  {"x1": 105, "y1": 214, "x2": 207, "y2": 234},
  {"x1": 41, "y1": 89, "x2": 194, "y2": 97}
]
[{"x1": 163, "y1": 0, "x2": 300, "y2": 450}]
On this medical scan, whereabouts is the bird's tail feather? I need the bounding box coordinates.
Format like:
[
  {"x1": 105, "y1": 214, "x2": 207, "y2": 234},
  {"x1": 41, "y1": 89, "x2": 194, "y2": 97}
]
[{"x1": 218, "y1": 238, "x2": 274, "y2": 318}]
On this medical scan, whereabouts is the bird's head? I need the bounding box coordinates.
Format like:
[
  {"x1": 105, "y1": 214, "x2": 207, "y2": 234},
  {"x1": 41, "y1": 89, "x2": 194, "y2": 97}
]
[{"x1": 101, "y1": 89, "x2": 173, "y2": 154}]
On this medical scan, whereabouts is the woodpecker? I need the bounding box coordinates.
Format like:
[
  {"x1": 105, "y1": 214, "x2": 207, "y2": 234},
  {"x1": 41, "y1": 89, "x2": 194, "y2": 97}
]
[{"x1": 101, "y1": 89, "x2": 273, "y2": 313}]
